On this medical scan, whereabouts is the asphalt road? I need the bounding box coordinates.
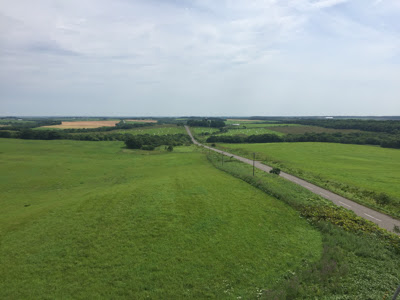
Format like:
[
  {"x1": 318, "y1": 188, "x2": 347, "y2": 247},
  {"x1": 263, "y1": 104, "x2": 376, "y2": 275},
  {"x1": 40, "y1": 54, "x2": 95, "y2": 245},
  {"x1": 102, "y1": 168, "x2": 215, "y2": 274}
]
[{"x1": 185, "y1": 126, "x2": 400, "y2": 234}]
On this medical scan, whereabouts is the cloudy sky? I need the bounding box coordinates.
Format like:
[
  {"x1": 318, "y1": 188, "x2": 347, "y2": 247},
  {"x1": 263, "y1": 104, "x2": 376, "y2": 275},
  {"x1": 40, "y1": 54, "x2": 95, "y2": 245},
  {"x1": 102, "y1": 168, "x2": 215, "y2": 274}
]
[{"x1": 0, "y1": 0, "x2": 399, "y2": 116}]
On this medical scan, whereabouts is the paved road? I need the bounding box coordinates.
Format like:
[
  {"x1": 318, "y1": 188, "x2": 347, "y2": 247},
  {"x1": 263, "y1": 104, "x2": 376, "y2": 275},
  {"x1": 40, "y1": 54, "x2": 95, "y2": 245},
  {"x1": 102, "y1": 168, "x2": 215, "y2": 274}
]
[{"x1": 185, "y1": 126, "x2": 400, "y2": 234}]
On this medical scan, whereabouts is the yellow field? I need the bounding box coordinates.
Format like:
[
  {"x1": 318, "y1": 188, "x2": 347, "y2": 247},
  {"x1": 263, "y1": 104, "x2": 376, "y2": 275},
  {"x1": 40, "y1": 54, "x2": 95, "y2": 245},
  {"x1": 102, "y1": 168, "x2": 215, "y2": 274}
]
[
  {"x1": 42, "y1": 121, "x2": 118, "y2": 129},
  {"x1": 125, "y1": 119, "x2": 157, "y2": 123}
]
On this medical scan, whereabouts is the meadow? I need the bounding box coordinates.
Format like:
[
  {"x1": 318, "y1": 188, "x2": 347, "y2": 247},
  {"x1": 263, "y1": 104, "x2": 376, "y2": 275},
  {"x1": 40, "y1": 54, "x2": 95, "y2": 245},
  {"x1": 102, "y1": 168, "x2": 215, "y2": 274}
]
[
  {"x1": 217, "y1": 128, "x2": 285, "y2": 137},
  {"x1": 0, "y1": 138, "x2": 321, "y2": 299},
  {"x1": 204, "y1": 149, "x2": 400, "y2": 298},
  {"x1": 219, "y1": 142, "x2": 400, "y2": 218}
]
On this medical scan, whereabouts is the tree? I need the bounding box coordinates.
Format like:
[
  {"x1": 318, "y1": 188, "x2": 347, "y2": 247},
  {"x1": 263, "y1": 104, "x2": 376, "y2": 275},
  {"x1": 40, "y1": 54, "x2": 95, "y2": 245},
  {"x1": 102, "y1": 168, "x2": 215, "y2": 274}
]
[{"x1": 125, "y1": 137, "x2": 143, "y2": 149}]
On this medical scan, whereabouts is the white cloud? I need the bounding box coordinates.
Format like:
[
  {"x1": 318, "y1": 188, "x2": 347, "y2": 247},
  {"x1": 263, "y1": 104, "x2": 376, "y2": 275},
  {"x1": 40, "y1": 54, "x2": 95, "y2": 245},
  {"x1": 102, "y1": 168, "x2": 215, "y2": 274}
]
[{"x1": 0, "y1": 0, "x2": 399, "y2": 116}]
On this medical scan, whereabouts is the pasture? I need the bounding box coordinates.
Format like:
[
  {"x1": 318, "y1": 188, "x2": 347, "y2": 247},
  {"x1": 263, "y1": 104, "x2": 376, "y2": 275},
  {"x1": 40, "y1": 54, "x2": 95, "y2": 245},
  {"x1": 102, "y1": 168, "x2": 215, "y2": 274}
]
[
  {"x1": 0, "y1": 139, "x2": 321, "y2": 299},
  {"x1": 220, "y1": 142, "x2": 400, "y2": 217},
  {"x1": 217, "y1": 128, "x2": 285, "y2": 137}
]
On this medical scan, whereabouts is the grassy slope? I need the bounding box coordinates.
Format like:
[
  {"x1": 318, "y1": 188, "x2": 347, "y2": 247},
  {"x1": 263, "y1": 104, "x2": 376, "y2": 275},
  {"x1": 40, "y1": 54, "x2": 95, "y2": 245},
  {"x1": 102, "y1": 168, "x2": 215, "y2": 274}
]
[
  {"x1": 204, "y1": 149, "x2": 400, "y2": 299},
  {"x1": 0, "y1": 139, "x2": 321, "y2": 299},
  {"x1": 220, "y1": 142, "x2": 400, "y2": 217}
]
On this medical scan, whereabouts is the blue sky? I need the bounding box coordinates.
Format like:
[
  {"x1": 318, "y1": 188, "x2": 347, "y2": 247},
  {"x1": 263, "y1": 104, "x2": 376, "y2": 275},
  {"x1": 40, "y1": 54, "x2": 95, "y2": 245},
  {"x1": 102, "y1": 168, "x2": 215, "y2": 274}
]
[{"x1": 0, "y1": 0, "x2": 399, "y2": 116}]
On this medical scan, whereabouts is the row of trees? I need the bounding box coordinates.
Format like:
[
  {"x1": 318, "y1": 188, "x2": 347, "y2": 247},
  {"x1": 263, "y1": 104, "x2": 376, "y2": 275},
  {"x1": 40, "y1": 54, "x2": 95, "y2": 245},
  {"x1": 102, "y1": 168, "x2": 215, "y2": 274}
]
[
  {"x1": 0, "y1": 119, "x2": 62, "y2": 130},
  {"x1": 287, "y1": 119, "x2": 400, "y2": 134},
  {"x1": 0, "y1": 129, "x2": 191, "y2": 146},
  {"x1": 125, "y1": 134, "x2": 190, "y2": 150},
  {"x1": 206, "y1": 132, "x2": 400, "y2": 149},
  {"x1": 186, "y1": 118, "x2": 225, "y2": 128}
]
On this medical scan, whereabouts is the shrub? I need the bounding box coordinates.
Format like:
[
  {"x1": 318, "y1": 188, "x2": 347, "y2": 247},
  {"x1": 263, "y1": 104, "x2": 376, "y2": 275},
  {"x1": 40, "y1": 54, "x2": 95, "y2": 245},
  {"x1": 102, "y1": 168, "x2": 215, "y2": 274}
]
[
  {"x1": 376, "y1": 193, "x2": 391, "y2": 206},
  {"x1": 141, "y1": 145, "x2": 155, "y2": 150},
  {"x1": 270, "y1": 167, "x2": 281, "y2": 175},
  {"x1": 125, "y1": 137, "x2": 143, "y2": 149}
]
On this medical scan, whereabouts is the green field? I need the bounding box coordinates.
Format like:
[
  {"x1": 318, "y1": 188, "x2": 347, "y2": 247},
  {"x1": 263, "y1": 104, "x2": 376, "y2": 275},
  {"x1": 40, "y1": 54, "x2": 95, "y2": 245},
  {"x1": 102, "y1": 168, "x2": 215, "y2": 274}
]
[
  {"x1": 217, "y1": 128, "x2": 285, "y2": 137},
  {"x1": 220, "y1": 142, "x2": 400, "y2": 217},
  {"x1": 0, "y1": 139, "x2": 321, "y2": 299},
  {"x1": 190, "y1": 127, "x2": 220, "y2": 135}
]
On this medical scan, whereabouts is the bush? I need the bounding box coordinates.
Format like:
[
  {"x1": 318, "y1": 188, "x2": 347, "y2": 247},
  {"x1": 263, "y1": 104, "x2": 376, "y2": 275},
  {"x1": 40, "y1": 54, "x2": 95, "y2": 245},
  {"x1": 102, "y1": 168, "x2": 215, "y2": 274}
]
[
  {"x1": 167, "y1": 145, "x2": 173, "y2": 152},
  {"x1": 270, "y1": 167, "x2": 281, "y2": 175},
  {"x1": 141, "y1": 145, "x2": 155, "y2": 150},
  {"x1": 375, "y1": 193, "x2": 391, "y2": 206},
  {"x1": 125, "y1": 137, "x2": 143, "y2": 149}
]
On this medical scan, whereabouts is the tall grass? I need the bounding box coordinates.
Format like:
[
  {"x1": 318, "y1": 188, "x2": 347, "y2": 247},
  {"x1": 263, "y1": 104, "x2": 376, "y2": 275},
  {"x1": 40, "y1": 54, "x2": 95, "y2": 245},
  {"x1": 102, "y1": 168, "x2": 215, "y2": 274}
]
[{"x1": 204, "y1": 148, "x2": 400, "y2": 298}]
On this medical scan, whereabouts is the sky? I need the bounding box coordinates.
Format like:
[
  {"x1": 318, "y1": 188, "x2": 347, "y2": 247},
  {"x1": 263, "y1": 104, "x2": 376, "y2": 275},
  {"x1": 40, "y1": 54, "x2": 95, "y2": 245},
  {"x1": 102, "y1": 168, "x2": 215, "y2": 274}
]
[{"x1": 0, "y1": 0, "x2": 399, "y2": 116}]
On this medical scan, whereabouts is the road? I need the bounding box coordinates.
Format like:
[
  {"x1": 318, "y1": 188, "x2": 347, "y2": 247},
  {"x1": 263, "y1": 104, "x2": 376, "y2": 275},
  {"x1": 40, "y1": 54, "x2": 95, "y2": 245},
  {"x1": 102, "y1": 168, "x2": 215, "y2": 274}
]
[{"x1": 185, "y1": 126, "x2": 400, "y2": 234}]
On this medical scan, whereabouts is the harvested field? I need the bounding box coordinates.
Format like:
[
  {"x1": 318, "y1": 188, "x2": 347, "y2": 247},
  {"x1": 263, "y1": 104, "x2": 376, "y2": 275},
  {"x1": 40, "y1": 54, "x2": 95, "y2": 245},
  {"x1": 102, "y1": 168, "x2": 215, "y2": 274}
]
[
  {"x1": 42, "y1": 121, "x2": 118, "y2": 129},
  {"x1": 125, "y1": 119, "x2": 157, "y2": 123}
]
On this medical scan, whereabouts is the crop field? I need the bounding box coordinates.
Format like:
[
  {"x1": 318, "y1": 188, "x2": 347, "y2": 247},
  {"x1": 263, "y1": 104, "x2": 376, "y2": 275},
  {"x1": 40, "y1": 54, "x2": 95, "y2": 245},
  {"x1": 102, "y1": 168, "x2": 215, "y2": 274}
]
[
  {"x1": 217, "y1": 128, "x2": 285, "y2": 137},
  {"x1": 0, "y1": 139, "x2": 322, "y2": 299},
  {"x1": 42, "y1": 121, "x2": 119, "y2": 129},
  {"x1": 220, "y1": 142, "x2": 400, "y2": 217},
  {"x1": 190, "y1": 127, "x2": 220, "y2": 135}
]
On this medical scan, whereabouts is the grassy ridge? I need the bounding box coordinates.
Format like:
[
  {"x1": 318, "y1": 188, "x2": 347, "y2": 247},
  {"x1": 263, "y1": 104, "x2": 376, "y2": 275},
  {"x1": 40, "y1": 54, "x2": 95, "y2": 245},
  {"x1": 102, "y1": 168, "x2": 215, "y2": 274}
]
[
  {"x1": 0, "y1": 139, "x2": 321, "y2": 299},
  {"x1": 219, "y1": 142, "x2": 400, "y2": 218}
]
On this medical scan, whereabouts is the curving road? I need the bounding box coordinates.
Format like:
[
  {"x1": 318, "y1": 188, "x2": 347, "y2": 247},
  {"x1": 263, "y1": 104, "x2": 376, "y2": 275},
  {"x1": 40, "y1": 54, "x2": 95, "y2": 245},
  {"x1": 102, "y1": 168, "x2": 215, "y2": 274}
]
[{"x1": 185, "y1": 126, "x2": 400, "y2": 234}]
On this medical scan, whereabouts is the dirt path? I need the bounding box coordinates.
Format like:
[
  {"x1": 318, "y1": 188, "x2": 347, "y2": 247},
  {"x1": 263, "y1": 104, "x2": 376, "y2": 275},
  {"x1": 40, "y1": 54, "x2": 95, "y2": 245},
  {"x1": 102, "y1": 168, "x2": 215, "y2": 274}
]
[{"x1": 185, "y1": 126, "x2": 400, "y2": 234}]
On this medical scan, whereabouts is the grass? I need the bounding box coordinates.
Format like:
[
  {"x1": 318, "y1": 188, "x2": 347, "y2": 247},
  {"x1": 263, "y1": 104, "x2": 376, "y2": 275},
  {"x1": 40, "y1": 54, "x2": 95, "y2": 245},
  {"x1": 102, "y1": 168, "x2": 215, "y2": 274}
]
[
  {"x1": 204, "y1": 149, "x2": 400, "y2": 298},
  {"x1": 0, "y1": 138, "x2": 322, "y2": 299},
  {"x1": 218, "y1": 142, "x2": 400, "y2": 218},
  {"x1": 217, "y1": 128, "x2": 285, "y2": 137}
]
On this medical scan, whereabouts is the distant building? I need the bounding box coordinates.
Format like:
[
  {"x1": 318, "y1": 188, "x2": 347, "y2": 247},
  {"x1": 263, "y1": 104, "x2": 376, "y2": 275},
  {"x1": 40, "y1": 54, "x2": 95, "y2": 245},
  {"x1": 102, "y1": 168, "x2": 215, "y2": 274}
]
[
  {"x1": 232, "y1": 124, "x2": 240, "y2": 126},
  {"x1": 325, "y1": 117, "x2": 334, "y2": 119}
]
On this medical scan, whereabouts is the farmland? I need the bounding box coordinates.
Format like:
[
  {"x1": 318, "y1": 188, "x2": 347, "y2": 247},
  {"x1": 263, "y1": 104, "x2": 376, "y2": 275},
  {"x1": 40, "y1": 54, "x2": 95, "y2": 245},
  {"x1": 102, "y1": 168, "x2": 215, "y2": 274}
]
[
  {"x1": 0, "y1": 138, "x2": 321, "y2": 299},
  {"x1": 219, "y1": 142, "x2": 400, "y2": 218},
  {"x1": 42, "y1": 121, "x2": 118, "y2": 129},
  {"x1": 218, "y1": 128, "x2": 285, "y2": 137}
]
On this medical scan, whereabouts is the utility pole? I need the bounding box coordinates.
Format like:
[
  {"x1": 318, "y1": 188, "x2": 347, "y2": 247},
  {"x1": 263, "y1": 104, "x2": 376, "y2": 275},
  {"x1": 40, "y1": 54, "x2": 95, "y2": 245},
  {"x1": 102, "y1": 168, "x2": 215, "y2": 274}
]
[
  {"x1": 253, "y1": 153, "x2": 255, "y2": 176},
  {"x1": 393, "y1": 284, "x2": 400, "y2": 300}
]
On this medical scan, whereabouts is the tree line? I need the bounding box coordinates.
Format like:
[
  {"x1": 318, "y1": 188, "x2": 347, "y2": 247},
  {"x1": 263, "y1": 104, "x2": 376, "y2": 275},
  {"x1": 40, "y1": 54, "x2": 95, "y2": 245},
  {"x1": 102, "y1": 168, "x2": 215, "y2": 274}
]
[
  {"x1": 0, "y1": 129, "x2": 190, "y2": 146},
  {"x1": 286, "y1": 119, "x2": 400, "y2": 134},
  {"x1": 206, "y1": 132, "x2": 400, "y2": 149},
  {"x1": 186, "y1": 118, "x2": 225, "y2": 128},
  {"x1": 124, "y1": 134, "x2": 190, "y2": 150}
]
